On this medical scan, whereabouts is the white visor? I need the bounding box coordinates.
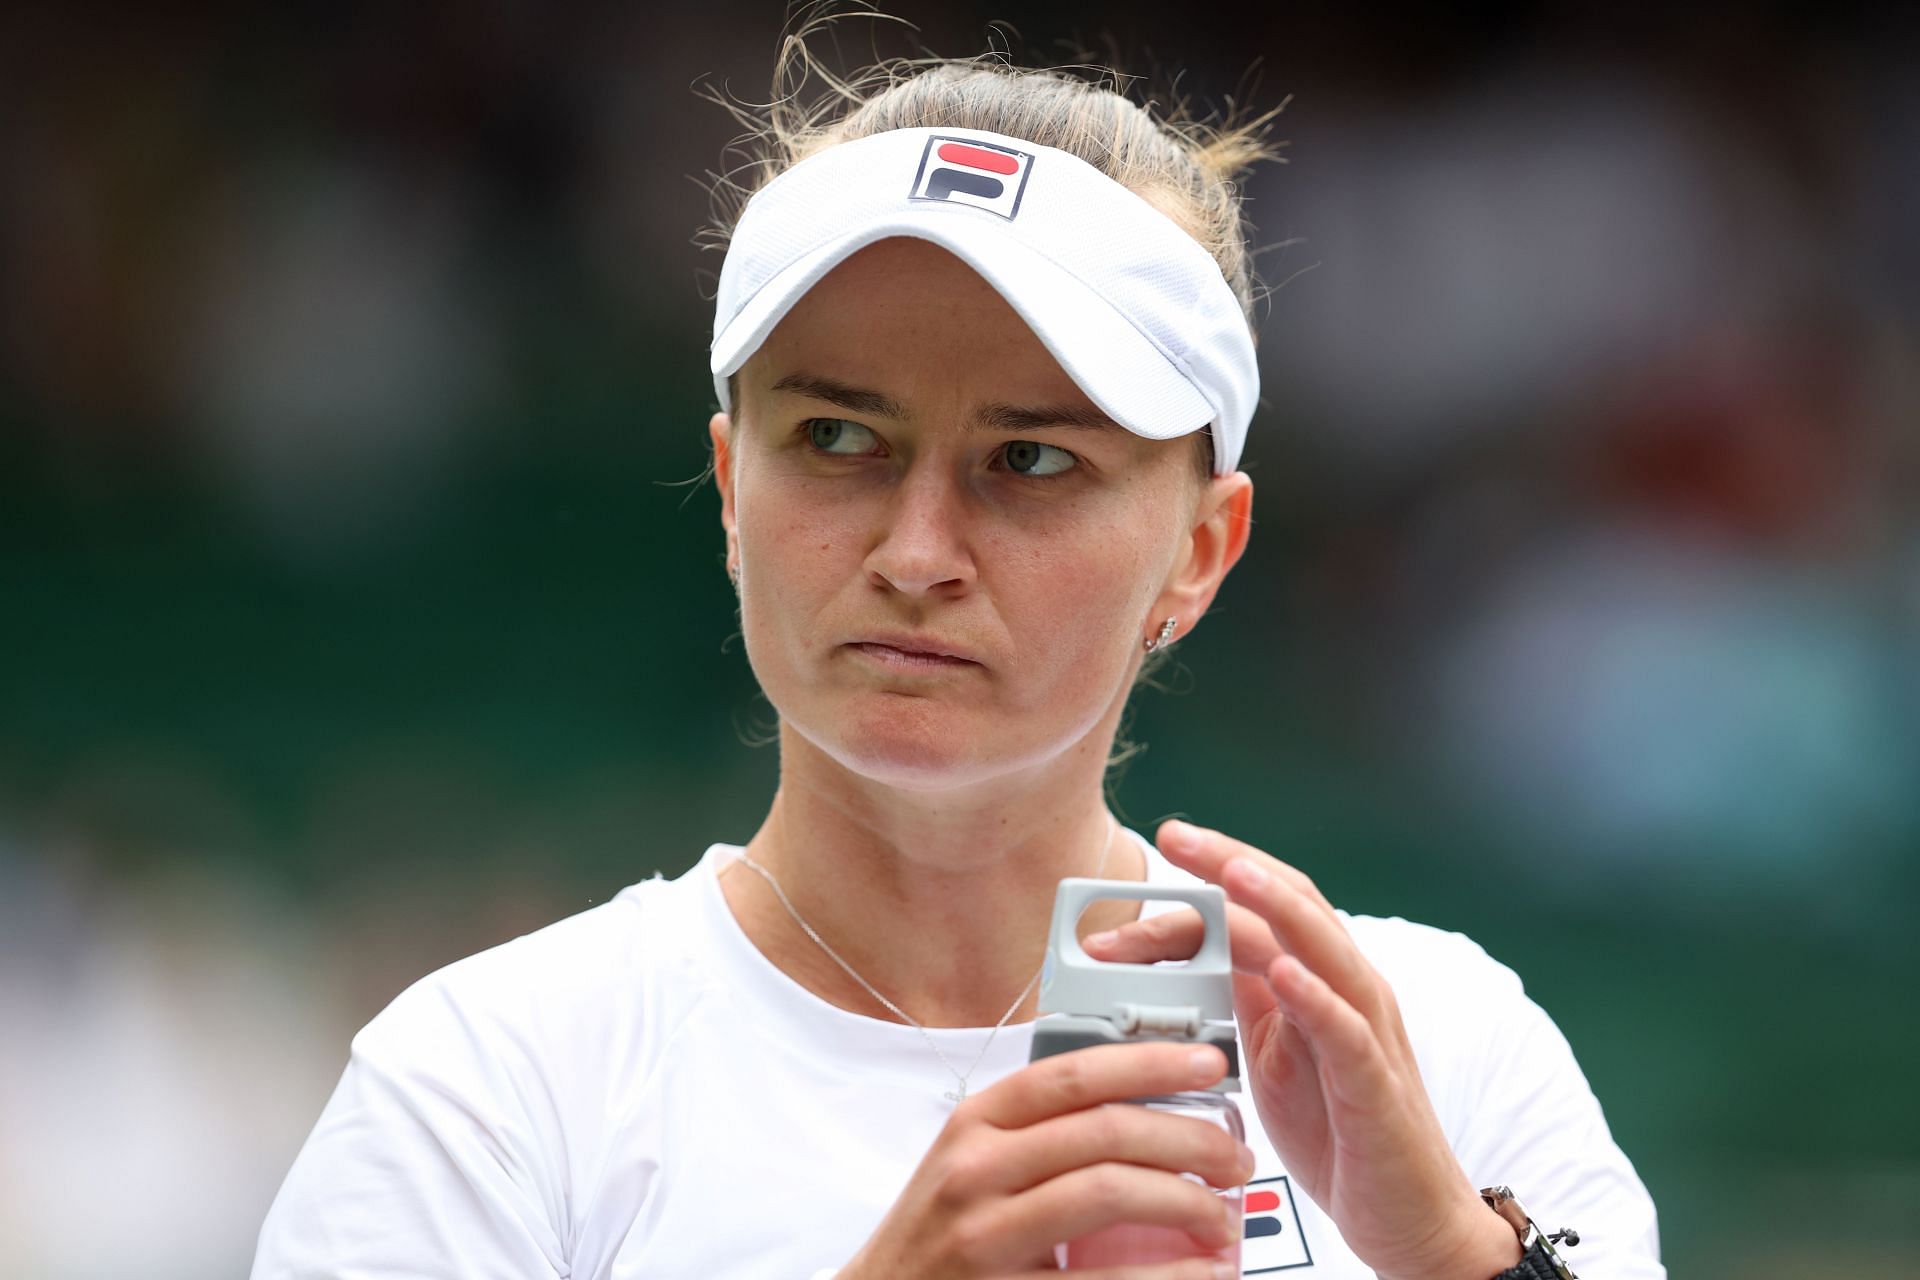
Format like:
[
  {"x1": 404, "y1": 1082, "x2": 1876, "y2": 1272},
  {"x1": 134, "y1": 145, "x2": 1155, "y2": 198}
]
[{"x1": 709, "y1": 126, "x2": 1257, "y2": 475}]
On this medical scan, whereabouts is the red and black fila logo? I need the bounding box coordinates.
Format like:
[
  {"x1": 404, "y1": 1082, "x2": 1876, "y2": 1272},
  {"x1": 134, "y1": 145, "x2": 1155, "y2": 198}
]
[
  {"x1": 908, "y1": 136, "x2": 1035, "y2": 219},
  {"x1": 1241, "y1": 1175, "x2": 1314, "y2": 1272}
]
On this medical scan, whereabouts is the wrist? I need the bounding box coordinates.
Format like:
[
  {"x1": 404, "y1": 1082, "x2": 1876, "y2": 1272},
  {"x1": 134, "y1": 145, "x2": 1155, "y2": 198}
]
[
  {"x1": 1450, "y1": 1200, "x2": 1527, "y2": 1280},
  {"x1": 1473, "y1": 1186, "x2": 1581, "y2": 1280},
  {"x1": 1382, "y1": 1198, "x2": 1523, "y2": 1280}
]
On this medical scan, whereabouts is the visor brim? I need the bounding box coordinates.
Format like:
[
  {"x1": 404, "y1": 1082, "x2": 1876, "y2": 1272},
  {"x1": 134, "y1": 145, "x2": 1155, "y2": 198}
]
[{"x1": 709, "y1": 222, "x2": 1219, "y2": 444}]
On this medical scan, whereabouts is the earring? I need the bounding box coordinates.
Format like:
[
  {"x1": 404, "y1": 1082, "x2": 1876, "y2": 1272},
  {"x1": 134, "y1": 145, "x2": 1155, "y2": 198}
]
[
  {"x1": 1142, "y1": 617, "x2": 1178, "y2": 653},
  {"x1": 727, "y1": 560, "x2": 740, "y2": 587}
]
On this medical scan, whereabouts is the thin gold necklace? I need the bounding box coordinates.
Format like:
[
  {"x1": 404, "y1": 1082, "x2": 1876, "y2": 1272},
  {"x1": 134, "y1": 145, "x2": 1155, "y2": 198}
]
[{"x1": 734, "y1": 815, "x2": 1119, "y2": 1103}]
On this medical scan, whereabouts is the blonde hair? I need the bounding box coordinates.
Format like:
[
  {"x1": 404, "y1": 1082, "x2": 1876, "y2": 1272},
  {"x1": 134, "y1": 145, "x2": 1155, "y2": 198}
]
[{"x1": 702, "y1": 11, "x2": 1285, "y2": 480}]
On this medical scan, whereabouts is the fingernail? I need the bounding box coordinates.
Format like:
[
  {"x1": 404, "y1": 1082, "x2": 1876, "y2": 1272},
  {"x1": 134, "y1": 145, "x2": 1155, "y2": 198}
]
[
  {"x1": 1161, "y1": 819, "x2": 1199, "y2": 852},
  {"x1": 1237, "y1": 1142, "x2": 1258, "y2": 1179},
  {"x1": 1214, "y1": 1262, "x2": 1239, "y2": 1279},
  {"x1": 1085, "y1": 929, "x2": 1117, "y2": 949},
  {"x1": 1189, "y1": 1048, "x2": 1225, "y2": 1081}
]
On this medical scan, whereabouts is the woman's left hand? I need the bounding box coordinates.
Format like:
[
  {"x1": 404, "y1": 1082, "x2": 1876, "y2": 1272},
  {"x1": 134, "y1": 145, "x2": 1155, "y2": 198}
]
[{"x1": 1081, "y1": 820, "x2": 1521, "y2": 1280}]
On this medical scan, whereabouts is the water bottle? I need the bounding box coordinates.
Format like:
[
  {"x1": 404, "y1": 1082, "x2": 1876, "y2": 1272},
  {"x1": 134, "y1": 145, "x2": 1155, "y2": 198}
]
[{"x1": 1030, "y1": 878, "x2": 1245, "y2": 1271}]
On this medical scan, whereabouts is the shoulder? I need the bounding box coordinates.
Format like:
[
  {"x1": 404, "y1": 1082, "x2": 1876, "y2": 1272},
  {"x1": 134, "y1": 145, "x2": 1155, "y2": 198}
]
[
  {"x1": 349, "y1": 862, "x2": 716, "y2": 1089},
  {"x1": 254, "y1": 868, "x2": 724, "y2": 1276},
  {"x1": 1342, "y1": 911, "x2": 1527, "y2": 1012}
]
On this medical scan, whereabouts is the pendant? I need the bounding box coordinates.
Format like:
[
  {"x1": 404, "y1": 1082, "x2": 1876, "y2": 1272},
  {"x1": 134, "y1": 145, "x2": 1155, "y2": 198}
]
[{"x1": 944, "y1": 1082, "x2": 967, "y2": 1103}]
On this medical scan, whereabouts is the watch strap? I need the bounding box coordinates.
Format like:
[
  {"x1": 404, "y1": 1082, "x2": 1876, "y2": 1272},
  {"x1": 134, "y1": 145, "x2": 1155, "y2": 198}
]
[
  {"x1": 1478, "y1": 1186, "x2": 1579, "y2": 1280},
  {"x1": 1492, "y1": 1237, "x2": 1569, "y2": 1280}
]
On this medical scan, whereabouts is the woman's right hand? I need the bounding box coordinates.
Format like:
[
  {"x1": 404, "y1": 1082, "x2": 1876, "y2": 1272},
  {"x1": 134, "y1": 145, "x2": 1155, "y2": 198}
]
[{"x1": 838, "y1": 1041, "x2": 1253, "y2": 1279}]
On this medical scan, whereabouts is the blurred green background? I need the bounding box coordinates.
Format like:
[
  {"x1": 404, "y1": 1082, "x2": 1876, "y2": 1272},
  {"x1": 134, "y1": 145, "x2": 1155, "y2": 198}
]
[{"x1": 2, "y1": 2, "x2": 1916, "y2": 1276}]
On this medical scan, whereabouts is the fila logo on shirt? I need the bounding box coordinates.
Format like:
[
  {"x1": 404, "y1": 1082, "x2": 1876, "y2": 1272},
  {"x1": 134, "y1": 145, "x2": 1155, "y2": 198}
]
[
  {"x1": 909, "y1": 136, "x2": 1035, "y2": 219},
  {"x1": 1241, "y1": 1175, "x2": 1314, "y2": 1273}
]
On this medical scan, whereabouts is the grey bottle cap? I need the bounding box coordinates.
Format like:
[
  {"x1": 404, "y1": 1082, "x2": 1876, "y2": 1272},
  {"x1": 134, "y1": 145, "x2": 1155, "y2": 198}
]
[
  {"x1": 1038, "y1": 878, "x2": 1236, "y2": 1019},
  {"x1": 1029, "y1": 878, "x2": 1240, "y2": 1088}
]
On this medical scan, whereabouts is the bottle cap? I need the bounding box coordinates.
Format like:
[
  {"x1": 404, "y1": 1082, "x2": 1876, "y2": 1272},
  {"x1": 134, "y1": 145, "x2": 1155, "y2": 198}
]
[{"x1": 1029, "y1": 878, "x2": 1240, "y2": 1090}]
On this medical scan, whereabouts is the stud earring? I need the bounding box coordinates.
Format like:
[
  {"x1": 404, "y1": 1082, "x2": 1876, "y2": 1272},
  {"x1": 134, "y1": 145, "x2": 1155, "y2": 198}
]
[{"x1": 1142, "y1": 617, "x2": 1178, "y2": 653}]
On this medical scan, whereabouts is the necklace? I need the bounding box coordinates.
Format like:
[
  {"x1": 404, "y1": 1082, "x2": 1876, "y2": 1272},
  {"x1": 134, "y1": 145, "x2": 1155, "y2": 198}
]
[{"x1": 733, "y1": 814, "x2": 1119, "y2": 1104}]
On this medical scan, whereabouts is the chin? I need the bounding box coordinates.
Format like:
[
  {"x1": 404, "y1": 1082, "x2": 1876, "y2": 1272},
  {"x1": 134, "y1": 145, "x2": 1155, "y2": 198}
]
[
  {"x1": 836, "y1": 702, "x2": 998, "y2": 787},
  {"x1": 787, "y1": 694, "x2": 1021, "y2": 791}
]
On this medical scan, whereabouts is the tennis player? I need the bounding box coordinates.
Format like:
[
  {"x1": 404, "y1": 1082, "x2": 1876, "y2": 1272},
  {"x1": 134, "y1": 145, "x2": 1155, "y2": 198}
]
[{"x1": 252, "y1": 50, "x2": 1663, "y2": 1280}]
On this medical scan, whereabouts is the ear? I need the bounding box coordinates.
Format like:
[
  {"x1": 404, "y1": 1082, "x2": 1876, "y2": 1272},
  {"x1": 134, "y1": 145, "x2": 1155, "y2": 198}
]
[
  {"x1": 1152, "y1": 471, "x2": 1254, "y2": 634},
  {"x1": 710, "y1": 411, "x2": 738, "y2": 570}
]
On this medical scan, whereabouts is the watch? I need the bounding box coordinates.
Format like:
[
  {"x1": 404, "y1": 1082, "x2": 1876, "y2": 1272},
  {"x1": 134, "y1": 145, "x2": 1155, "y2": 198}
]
[{"x1": 1478, "y1": 1186, "x2": 1580, "y2": 1280}]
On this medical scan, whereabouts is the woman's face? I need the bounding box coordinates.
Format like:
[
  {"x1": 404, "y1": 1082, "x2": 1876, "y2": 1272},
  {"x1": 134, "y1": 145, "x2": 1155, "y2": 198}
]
[{"x1": 713, "y1": 237, "x2": 1249, "y2": 792}]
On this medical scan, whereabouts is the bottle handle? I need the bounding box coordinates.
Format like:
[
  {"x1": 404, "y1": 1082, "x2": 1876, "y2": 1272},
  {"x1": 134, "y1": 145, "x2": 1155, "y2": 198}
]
[{"x1": 1040, "y1": 878, "x2": 1235, "y2": 1021}]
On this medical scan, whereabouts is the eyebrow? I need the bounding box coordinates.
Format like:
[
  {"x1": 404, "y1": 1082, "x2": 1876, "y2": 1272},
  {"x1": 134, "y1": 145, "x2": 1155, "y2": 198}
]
[
  {"x1": 768, "y1": 371, "x2": 1125, "y2": 434},
  {"x1": 769, "y1": 373, "x2": 906, "y2": 419}
]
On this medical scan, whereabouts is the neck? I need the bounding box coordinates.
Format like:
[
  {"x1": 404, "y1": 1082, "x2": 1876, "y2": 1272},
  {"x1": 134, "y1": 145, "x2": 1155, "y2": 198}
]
[{"x1": 719, "y1": 725, "x2": 1147, "y2": 1028}]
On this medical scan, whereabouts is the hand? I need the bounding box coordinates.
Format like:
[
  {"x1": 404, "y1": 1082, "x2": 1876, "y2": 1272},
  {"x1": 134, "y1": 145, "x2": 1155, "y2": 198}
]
[
  {"x1": 839, "y1": 1040, "x2": 1253, "y2": 1280},
  {"x1": 1082, "y1": 821, "x2": 1523, "y2": 1280}
]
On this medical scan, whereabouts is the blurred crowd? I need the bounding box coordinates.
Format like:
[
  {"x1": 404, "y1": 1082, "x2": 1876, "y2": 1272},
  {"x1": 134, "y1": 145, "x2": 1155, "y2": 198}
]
[{"x1": 1, "y1": 3, "x2": 1914, "y2": 1276}]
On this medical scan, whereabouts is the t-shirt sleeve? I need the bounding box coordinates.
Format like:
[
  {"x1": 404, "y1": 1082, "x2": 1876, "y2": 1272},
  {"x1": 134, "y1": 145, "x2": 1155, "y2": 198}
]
[
  {"x1": 250, "y1": 974, "x2": 570, "y2": 1279},
  {"x1": 1355, "y1": 917, "x2": 1666, "y2": 1280}
]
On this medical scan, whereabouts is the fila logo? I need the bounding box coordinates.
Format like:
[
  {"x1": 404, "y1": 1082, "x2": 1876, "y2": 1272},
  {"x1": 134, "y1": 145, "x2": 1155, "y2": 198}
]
[
  {"x1": 909, "y1": 136, "x2": 1035, "y2": 219},
  {"x1": 1241, "y1": 1175, "x2": 1314, "y2": 1273}
]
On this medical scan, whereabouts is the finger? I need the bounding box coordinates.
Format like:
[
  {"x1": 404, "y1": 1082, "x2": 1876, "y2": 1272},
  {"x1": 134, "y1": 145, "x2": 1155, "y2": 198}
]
[
  {"x1": 974, "y1": 1041, "x2": 1230, "y2": 1131},
  {"x1": 989, "y1": 1102, "x2": 1254, "y2": 1195},
  {"x1": 1003, "y1": 1258, "x2": 1238, "y2": 1280},
  {"x1": 1082, "y1": 902, "x2": 1281, "y2": 976},
  {"x1": 992, "y1": 1162, "x2": 1239, "y2": 1261},
  {"x1": 1231, "y1": 968, "x2": 1286, "y2": 1044},
  {"x1": 1155, "y1": 819, "x2": 1338, "y2": 919},
  {"x1": 1265, "y1": 952, "x2": 1394, "y2": 1112},
  {"x1": 1079, "y1": 905, "x2": 1289, "y2": 1061},
  {"x1": 1222, "y1": 856, "x2": 1384, "y2": 1023}
]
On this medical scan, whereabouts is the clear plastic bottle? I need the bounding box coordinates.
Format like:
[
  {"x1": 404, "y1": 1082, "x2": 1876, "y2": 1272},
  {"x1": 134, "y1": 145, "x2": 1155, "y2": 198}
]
[
  {"x1": 1057, "y1": 1090, "x2": 1244, "y2": 1270},
  {"x1": 1029, "y1": 878, "x2": 1247, "y2": 1272}
]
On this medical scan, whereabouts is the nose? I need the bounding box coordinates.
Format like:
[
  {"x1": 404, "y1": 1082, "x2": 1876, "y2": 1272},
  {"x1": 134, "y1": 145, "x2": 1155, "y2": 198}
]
[{"x1": 863, "y1": 466, "x2": 975, "y2": 598}]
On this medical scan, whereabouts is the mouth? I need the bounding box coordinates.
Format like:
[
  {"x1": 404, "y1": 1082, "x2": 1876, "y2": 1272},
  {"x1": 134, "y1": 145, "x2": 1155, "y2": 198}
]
[{"x1": 845, "y1": 638, "x2": 982, "y2": 671}]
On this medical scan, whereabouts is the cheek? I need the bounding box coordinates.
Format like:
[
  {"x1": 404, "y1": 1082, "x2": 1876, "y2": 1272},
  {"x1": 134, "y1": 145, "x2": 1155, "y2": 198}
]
[
  {"x1": 736, "y1": 466, "x2": 850, "y2": 572},
  {"x1": 733, "y1": 475, "x2": 868, "y2": 651},
  {"x1": 988, "y1": 523, "x2": 1162, "y2": 687}
]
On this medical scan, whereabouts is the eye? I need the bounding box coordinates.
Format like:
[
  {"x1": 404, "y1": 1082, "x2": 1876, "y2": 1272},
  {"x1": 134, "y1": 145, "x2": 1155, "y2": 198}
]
[
  {"x1": 1002, "y1": 440, "x2": 1077, "y2": 477},
  {"x1": 807, "y1": 418, "x2": 877, "y2": 454}
]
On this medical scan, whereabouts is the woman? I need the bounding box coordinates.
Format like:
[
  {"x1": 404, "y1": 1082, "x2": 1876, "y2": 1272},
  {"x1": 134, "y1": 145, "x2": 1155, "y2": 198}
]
[{"x1": 252, "y1": 50, "x2": 1663, "y2": 1280}]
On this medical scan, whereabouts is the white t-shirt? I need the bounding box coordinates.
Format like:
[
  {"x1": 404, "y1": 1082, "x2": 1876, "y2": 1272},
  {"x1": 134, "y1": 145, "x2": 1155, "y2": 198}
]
[{"x1": 252, "y1": 833, "x2": 1664, "y2": 1278}]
